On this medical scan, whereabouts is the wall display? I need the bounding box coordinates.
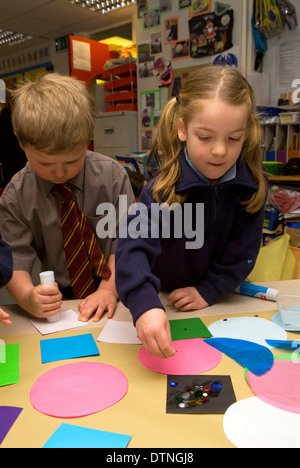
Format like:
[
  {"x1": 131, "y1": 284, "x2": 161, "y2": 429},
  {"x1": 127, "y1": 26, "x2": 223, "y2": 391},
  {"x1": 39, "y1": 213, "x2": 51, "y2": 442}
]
[
  {"x1": 189, "y1": 9, "x2": 234, "y2": 58},
  {"x1": 141, "y1": 106, "x2": 153, "y2": 128},
  {"x1": 170, "y1": 39, "x2": 190, "y2": 60},
  {"x1": 179, "y1": 0, "x2": 191, "y2": 9},
  {"x1": 140, "y1": 88, "x2": 162, "y2": 134},
  {"x1": 137, "y1": 0, "x2": 149, "y2": 19},
  {"x1": 135, "y1": 0, "x2": 242, "y2": 150},
  {"x1": 212, "y1": 45, "x2": 239, "y2": 67},
  {"x1": 141, "y1": 128, "x2": 153, "y2": 150},
  {"x1": 154, "y1": 58, "x2": 173, "y2": 87},
  {"x1": 159, "y1": 0, "x2": 172, "y2": 13},
  {"x1": 150, "y1": 31, "x2": 163, "y2": 54},
  {"x1": 140, "y1": 88, "x2": 162, "y2": 110},
  {"x1": 143, "y1": 8, "x2": 161, "y2": 29},
  {"x1": 168, "y1": 64, "x2": 206, "y2": 99},
  {"x1": 164, "y1": 17, "x2": 179, "y2": 43},
  {"x1": 189, "y1": 0, "x2": 212, "y2": 16},
  {"x1": 138, "y1": 43, "x2": 155, "y2": 78}
]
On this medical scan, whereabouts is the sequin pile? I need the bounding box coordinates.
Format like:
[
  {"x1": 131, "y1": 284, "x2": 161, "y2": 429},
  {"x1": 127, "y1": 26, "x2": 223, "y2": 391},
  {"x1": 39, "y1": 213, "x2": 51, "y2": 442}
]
[{"x1": 171, "y1": 381, "x2": 223, "y2": 408}]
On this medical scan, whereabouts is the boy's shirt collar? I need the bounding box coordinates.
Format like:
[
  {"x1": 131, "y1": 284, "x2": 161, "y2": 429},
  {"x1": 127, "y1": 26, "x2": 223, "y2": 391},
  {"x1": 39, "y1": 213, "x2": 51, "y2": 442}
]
[{"x1": 35, "y1": 161, "x2": 85, "y2": 197}]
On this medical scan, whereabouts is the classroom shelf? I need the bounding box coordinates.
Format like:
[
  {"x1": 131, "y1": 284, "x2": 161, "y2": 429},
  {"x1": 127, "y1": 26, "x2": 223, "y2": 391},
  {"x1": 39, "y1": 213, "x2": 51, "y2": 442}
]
[
  {"x1": 102, "y1": 62, "x2": 136, "y2": 79},
  {"x1": 103, "y1": 63, "x2": 137, "y2": 113},
  {"x1": 261, "y1": 119, "x2": 300, "y2": 164},
  {"x1": 267, "y1": 175, "x2": 300, "y2": 182},
  {"x1": 104, "y1": 90, "x2": 137, "y2": 103}
]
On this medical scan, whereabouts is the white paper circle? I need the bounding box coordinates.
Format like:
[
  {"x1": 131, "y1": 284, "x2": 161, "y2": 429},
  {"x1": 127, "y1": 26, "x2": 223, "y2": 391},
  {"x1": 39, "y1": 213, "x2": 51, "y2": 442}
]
[
  {"x1": 223, "y1": 397, "x2": 300, "y2": 448},
  {"x1": 208, "y1": 317, "x2": 286, "y2": 348}
]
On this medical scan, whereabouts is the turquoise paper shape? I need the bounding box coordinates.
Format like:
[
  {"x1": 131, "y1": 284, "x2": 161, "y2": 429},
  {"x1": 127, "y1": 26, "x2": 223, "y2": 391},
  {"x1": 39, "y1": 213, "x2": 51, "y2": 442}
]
[
  {"x1": 40, "y1": 333, "x2": 99, "y2": 363},
  {"x1": 43, "y1": 423, "x2": 131, "y2": 448}
]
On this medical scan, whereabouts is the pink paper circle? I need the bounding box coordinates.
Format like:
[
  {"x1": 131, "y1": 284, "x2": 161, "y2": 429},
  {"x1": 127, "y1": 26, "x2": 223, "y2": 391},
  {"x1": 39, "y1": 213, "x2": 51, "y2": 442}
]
[
  {"x1": 30, "y1": 362, "x2": 128, "y2": 418},
  {"x1": 247, "y1": 359, "x2": 300, "y2": 414},
  {"x1": 139, "y1": 338, "x2": 222, "y2": 375}
]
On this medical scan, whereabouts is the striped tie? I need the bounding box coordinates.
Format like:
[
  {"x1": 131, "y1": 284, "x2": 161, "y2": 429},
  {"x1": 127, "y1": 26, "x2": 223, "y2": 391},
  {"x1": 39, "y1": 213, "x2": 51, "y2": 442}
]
[{"x1": 54, "y1": 183, "x2": 111, "y2": 299}]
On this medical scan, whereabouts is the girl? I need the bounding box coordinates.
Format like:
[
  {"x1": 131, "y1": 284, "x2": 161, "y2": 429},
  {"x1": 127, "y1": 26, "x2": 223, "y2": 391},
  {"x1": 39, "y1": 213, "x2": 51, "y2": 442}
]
[{"x1": 115, "y1": 65, "x2": 267, "y2": 358}]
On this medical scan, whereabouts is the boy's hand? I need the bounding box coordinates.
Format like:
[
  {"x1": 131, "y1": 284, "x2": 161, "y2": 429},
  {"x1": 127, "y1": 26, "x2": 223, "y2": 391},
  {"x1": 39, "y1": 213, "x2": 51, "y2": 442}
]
[
  {"x1": 0, "y1": 308, "x2": 12, "y2": 326},
  {"x1": 136, "y1": 308, "x2": 176, "y2": 359},
  {"x1": 167, "y1": 287, "x2": 208, "y2": 311},
  {"x1": 78, "y1": 288, "x2": 118, "y2": 322},
  {"x1": 24, "y1": 284, "x2": 62, "y2": 319}
]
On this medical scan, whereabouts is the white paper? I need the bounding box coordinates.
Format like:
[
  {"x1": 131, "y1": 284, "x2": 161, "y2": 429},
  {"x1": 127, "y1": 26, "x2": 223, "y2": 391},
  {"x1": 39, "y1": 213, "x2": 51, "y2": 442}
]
[
  {"x1": 30, "y1": 309, "x2": 87, "y2": 335},
  {"x1": 97, "y1": 320, "x2": 141, "y2": 344},
  {"x1": 72, "y1": 40, "x2": 91, "y2": 71},
  {"x1": 277, "y1": 39, "x2": 300, "y2": 89},
  {"x1": 208, "y1": 316, "x2": 286, "y2": 348},
  {"x1": 248, "y1": 72, "x2": 269, "y2": 106},
  {"x1": 223, "y1": 397, "x2": 300, "y2": 448}
]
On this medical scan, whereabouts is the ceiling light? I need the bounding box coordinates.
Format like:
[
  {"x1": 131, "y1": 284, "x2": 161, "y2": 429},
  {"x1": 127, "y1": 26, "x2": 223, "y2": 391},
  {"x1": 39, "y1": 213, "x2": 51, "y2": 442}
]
[
  {"x1": 60, "y1": 0, "x2": 136, "y2": 14},
  {"x1": 0, "y1": 29, "x2": 33, "y2": 47}
]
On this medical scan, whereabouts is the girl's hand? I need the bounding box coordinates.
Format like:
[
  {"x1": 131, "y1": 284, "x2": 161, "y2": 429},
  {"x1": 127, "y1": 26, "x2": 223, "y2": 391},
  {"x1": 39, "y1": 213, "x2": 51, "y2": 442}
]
[
  {"x1": 167, "y1": 287, "x2": 208, "y2": 311},
  {"x1": 136, "y1": 308, "x2": 176, "y2": 358},
  {"x1": 0, "y1": 308, "x2": 11, "y2": 325},
  {"x1": 78, "y1": 288, "x2": 118, "y2": 322}
]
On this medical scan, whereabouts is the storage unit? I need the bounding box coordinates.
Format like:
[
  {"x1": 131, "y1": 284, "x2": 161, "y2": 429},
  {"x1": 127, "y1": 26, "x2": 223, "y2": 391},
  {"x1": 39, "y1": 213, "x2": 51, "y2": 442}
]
[
  {"x1": 102, "y1": 63, "x2": 137, "y2": 113},
  {"x1": 261, "y1": 120, "x2": 300, "y2": 165},
  {"x1": 94, "y1": 111, "x2": 139, "y2": 159}
]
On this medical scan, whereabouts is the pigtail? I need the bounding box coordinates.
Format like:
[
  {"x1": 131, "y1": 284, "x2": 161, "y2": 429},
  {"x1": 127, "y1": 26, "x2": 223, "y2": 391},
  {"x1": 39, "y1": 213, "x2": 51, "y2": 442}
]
[
  {"x1": 147, "y1": 97, "x2": 186, "y2": 205},
  {"x1": 241, "y1": 110, "x2": 268, "y2": 213}
]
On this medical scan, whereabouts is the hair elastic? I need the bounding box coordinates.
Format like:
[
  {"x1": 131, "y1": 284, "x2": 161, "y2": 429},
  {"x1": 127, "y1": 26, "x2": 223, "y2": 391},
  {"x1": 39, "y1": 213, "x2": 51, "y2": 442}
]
[{"x1": 176, "y1": 93, "x2": 181, "y2": 104}]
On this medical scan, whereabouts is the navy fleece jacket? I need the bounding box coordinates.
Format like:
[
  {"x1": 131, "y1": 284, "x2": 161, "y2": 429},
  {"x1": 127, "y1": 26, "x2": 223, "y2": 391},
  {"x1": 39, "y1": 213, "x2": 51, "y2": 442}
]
[
  {"x1": 115, "y1": 151, "x2": 265, "y2": 324},
  {"x1": 0, "y1": 234, "x2": 13, "y2": 287}
]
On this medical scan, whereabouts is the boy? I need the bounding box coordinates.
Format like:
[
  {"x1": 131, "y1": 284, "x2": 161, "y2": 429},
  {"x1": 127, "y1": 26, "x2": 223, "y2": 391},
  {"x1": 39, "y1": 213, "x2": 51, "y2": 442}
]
[{"x1": 0, "y1": 73, "x2": 135, "y2": 322}]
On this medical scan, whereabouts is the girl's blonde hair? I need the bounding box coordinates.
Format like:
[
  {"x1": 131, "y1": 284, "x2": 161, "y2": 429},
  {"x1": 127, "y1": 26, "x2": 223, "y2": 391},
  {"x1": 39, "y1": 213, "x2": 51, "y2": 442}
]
[
  {"x1": 148, "y1": 65, "x2": 266, "y2": 213},
  {"x1": 11, "y1": 72, "x2": 96, "y2": 154}
]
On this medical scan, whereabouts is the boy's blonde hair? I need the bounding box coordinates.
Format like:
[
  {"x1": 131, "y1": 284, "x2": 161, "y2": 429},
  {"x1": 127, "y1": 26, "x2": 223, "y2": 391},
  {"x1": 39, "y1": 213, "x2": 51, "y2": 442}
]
[
  {"x1": 148, "y1": 65, "x2": 267, "y2": 213},
  {"x1": 11, "y1": 72, "x2": 96, "y2": 154}
]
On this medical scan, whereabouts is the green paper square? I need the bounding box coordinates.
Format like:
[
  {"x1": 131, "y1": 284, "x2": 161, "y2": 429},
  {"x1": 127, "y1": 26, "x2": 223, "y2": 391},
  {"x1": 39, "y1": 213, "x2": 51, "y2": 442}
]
[
  {"x1": 169, "y1": 318, "x2": 212, "y2": 341},
  {"x1": 0, "y1": 344, "x2": 19, "y2": 386}
]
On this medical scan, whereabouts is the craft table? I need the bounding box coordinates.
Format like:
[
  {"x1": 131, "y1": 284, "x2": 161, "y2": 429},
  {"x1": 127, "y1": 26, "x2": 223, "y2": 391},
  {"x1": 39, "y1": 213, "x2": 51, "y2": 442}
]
[{"x1": 0, "y1": 280, "x2": 299, "y2": 449}]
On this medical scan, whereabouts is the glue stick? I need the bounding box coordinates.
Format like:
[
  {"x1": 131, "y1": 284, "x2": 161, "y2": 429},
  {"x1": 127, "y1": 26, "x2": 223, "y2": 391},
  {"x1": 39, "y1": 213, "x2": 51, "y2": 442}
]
[
  {"x1": 39, "y1": 271, "x2": 60, "y2": 322},
  {"x1": 235, "y1": 282, "x2": 279, "y2": 302}
]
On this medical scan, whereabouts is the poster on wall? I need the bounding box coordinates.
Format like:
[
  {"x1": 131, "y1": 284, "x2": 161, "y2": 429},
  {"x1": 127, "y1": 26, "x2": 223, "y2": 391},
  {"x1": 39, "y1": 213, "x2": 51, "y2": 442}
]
[
  {"x1": 189, "y1": 9, "x2": 234, "y2": 58},
  {"x1": 190, "y1": 0, "x2": 211, "y2": 16}
]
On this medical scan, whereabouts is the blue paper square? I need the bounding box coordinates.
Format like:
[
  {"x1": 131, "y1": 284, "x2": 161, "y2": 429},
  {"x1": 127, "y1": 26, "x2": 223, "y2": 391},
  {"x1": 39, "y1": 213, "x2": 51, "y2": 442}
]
[
  {"x1": 40, "y1": 333, "x2": 99, "y2": 363},
  {"x1": 43, "y1": 423, "x2": 132, "y2": 448}
]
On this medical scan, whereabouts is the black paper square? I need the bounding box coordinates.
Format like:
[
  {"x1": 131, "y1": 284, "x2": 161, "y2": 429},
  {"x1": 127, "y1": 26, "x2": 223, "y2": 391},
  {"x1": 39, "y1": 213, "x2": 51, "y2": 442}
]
[{"x1": 166, "y1": 375, "x2": 236, "y2": 414}]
